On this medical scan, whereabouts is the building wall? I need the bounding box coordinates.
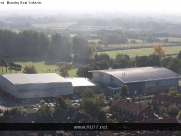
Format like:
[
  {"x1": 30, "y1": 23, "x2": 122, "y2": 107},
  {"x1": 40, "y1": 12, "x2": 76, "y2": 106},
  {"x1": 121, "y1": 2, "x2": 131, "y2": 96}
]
[
  {"x1": 127, "y1": 82, "x2": 142, "y2": 95},
  {"x1": 73, "y1": 85, "x2": 101, "y2": 94},
  {"x1": 93, "y1": 72, "x2": 122, "y2": 86},
  {"x1": 0, "y1": 76, "x2": 17, "y2": 97},
  {"x1": 143, "y1": 79, "x2": 178, "y2": 94}
]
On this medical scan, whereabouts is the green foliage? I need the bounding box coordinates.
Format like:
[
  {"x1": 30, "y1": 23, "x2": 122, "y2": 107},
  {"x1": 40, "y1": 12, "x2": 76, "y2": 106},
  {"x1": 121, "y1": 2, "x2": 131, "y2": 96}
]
[
  {"x1": 55, "y1": 96, "x2": 68, "y2": 110},
  {"x1": 161, "y1": 57, "x2": 172, "y2": 67},
  {"x1": 23, "y1": 65, "x2": 38, "y2": 74},
  {"x1": 132, "y1": 95, "x2": 136, "y2": 102},
  {"x1": 37, "y1": 100, "x2": 52, "y2": 116},
  {"x1": 167, "y1": 87, "x2": 180, "y2": 97},
  {"x1": 167, "y1": 58, "x2": 181, "y2": 73},
  {"x1": 81, "y1": 88, "x2": 95, "y2": 98},
  {"x1": 72, "y1": 36, "x2": 94, "y2": 63},
  {"x1": 177, "y1": 51, "x2": 181, "y2": 59},
  {"x1": 76, "y1": 60, "x2": 109, "y2": 78},
  {"x1": 168, "y1": 105, "x2": 180, "y2": 117},
  {"x1": 158, "y1": 106, "x2": 168, "y2": 117},
  {"x1": 56, "y1": 62, "x2": 73, "y2": 77},
  {"x1": 97, "y1": 110, "x2": 107, "y2": 123},
  {"x1": 81, "y1": 97, "x2": 100, "y2": 117},
  {"x1": 120, "y1": 84, "x2": 129, "y2": 99},
  {"x1": 176, "y1": 110, "x2": 181, "y2": 120},
  {"x1": 145, "y1": 34, "x2": 155, "y2": 43}
]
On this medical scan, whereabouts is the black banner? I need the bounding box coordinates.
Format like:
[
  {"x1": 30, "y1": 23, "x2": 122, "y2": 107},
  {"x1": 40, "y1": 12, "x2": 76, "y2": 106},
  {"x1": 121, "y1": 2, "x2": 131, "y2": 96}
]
[{"x1": 0, "y1": 123, "x2": 181, "y2": 131}]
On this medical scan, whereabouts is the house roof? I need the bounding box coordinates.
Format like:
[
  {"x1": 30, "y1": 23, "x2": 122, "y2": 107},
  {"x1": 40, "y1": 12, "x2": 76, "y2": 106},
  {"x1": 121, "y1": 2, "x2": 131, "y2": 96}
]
[
  {"x1": 153, "y1": 94, "x2": 181, "y2": 104},
  {"x1": 89, "y1": 66, "x2": 181, "y2": 83},
  {"x1": 137, "y1": 117, "x2": 180, "y2": 123},
  {"x1": 112, "y1": 99, "x2": 148, "y2": 114},
  {"x1": 1, "y1": 73, "x2": 70, "y2": 85}
]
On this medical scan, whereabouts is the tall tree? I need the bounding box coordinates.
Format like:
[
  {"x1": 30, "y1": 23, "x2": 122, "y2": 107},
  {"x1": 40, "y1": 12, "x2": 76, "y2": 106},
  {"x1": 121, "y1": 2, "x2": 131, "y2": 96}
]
[
  {"x1": 167, "y1": 58, "x2": 181, "y2": 73},
  {"x1": 120, "y1": 84, "x2": 129, "y2": 99},
  {"x1": 168, "y1": 105, "x2": 180, "y2": 117},
  {"x1": 153, "y1": 44, "x2": 166, "y2": 58},
  {"x1": 177, "y1": 51, "x2": 181, "y2": 59},
  {"x1": 56, "y1": 62, "x2": 73, "y2": 77},
  {"x1": 158, "y1": 106, "x2": 168, "y2": 117},
  {"x1": 55, "y1": 96, "x2": 67, "y2": 110}
]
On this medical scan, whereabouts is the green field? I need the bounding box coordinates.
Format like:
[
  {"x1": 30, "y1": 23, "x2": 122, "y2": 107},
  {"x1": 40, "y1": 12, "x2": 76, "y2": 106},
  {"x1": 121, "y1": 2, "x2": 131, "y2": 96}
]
[
  {"x1": 97, "y1": 46, "x2": 181, "y2": 59},
  {"x1": 157, "y1": 37, "x2": 181, "y2": 42},
  {"x1": 69, "y1": 34, "x2": 77, "y2": 38},
  {"x1": 1, "y1": 61, "x2": 77, "y2": 77},
  {"x1": 88, "y1": 39, "x2": 100, "y2": 44}
]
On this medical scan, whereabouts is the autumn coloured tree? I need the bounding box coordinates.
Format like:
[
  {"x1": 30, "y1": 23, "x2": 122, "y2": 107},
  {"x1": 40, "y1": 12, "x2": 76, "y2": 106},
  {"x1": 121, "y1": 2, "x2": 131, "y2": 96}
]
[{"x1": 153, "y1": 44, "x2": 166, "y2": 58}]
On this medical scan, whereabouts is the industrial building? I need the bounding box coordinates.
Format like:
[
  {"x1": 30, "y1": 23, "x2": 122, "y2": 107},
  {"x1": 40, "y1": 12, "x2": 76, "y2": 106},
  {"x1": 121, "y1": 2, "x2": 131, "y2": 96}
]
[
  {"x1": 0, "y1": 73, "x2": 73, "y2": 102},
  {"x1": 89, "y1": 66, "x2": 181, "y2": 96},
  {"x1": 66, "y1": 77, "x2": 101, "y2": 94}
]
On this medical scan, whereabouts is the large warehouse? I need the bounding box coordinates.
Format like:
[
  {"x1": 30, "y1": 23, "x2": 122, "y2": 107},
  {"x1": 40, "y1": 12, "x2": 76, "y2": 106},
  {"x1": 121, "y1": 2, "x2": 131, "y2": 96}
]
[
  {"x1": 0, "y1": 73, "x2": 73, "y2": 102},
  {"x1": 89, "y1": 66, "x2": 181, "y2": 96}
]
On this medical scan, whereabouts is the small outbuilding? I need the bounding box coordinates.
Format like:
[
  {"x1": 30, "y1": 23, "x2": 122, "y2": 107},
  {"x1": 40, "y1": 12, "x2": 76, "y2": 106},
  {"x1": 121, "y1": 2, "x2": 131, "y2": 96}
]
[{"x1": 66, "y1": 77, "x2": 101, "y2": 94}]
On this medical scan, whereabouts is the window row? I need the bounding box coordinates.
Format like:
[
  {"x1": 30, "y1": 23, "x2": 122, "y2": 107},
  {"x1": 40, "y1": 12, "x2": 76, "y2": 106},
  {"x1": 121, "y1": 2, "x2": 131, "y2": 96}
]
[{"x1": 145, "y1": 80, "x2": 176, "y2": 88}]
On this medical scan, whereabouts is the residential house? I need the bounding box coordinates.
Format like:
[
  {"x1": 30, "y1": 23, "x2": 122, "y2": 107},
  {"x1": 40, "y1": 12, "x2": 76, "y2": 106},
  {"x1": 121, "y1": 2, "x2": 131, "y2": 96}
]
[
  {"x1": 111, "y1": 98, "x2": 157, "y2": 122},
  {"x1": 152, "y1": 93, "x2": 181, "y2": 110}
]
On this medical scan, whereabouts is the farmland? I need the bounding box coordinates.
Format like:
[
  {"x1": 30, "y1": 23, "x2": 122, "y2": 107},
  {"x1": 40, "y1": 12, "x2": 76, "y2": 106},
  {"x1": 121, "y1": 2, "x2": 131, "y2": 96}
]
[{"x1": 97, "y1": 46, "x2": 181, "y2": 59}]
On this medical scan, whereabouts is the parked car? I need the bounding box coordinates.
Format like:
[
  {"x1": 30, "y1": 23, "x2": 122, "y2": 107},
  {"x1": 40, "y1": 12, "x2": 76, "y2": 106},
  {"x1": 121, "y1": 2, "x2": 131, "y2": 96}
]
[
  {"x1": 35, "y1": 104, "x2": 40, "y2": 108},
  {"x1": 32, "y1": 108, "x2": 38, "y2": 112},
  {"x1": 31, "y1": 105, "x2": 36, "y2": 108},
  {"x1": 72, "y1": 103, "x2": 80, "y2": 107},
  {"x1": 21, "y1": 100, "x2": 25, "y2": 104}
]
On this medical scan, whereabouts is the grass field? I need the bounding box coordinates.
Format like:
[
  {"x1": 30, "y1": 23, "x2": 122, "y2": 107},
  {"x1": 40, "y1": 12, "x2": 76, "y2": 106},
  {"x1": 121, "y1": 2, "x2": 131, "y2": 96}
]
[
  {"x1": 97, "y1": 46, "x2": 181, "y2": 59},
  {"x1": 157, "y1": 37, "x2": 181, "y2": 42},
  {"x1": 69, "y1": 34, "x2": 77, "y2": 38},
  {"x1": 88, "y1": 39, "x2": 100, "y2": 44},
  {"x1": 0, "y1": 61, "x2": 77, "y2": 77}
]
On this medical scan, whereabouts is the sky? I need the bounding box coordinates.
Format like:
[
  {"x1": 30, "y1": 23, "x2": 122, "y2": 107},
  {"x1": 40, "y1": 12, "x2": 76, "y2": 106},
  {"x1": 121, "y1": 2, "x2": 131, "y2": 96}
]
[{"x1": 0, "y1": 0, "x2": 181, "y2": 14}]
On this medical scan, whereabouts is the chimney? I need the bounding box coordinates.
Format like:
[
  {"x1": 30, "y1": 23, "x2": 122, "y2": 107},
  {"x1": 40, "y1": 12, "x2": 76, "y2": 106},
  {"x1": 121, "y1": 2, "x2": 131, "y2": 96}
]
[
  {"x1": 139, "y1": 103, "x2": 142, "y2": 111},
  {"x1": 127, "y1": 98, "x2": 130, "y2": 106}
]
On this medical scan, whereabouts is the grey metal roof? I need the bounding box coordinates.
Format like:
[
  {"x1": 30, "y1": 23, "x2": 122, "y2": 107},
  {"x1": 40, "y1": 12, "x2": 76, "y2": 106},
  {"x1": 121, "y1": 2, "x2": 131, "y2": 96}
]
[
  {"x1": 89, "y1": 66, "x2": 181, "y2": 83},
  {"x1": 1, "y1": 73, "x2": 70, "y2": 85},
  {"x1": 66, "y1": 77, "x2": 98, "y2": 87}
]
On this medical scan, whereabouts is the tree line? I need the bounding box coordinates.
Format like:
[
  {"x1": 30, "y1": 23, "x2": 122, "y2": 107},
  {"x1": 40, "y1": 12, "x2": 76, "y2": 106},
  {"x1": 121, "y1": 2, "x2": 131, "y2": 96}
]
[{"x1": 0, "y1": 29, "x2": 94, "y2": 63}]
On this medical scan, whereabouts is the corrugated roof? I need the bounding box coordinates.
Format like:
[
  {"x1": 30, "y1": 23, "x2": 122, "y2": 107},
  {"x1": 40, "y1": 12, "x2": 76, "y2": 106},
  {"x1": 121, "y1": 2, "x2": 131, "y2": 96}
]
[
  {"x1": 89, "y1": 66, "x2": 181, "y2": 83},
  {"x1": 1, "y1": 73, "x2": 70, "y2": 85},
  {"x1": 66, "y1": 77, "x2": 98, "y2": 87}
]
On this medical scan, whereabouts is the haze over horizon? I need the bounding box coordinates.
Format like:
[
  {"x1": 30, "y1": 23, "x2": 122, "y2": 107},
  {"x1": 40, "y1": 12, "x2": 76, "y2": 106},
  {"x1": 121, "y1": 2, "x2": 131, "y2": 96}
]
[{"x1": 0, "y1": 0, "x2": 181, "y2": 15}]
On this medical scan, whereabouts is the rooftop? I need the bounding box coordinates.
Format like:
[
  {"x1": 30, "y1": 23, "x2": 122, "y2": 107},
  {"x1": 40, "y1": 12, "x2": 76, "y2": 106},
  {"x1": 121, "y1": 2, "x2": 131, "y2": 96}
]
[
  {"x1": 1, "y1": 73, "x2": 70, "y2": 85},
  {"x1": 153, "y1": 94, "x2": 181, "y2": 104},
  {"x1": 89, "y1": 66, "x2": 181, "y2": 83},
  {"x1": 66, "y1": 77, "x2": 98, "y2": 87}
]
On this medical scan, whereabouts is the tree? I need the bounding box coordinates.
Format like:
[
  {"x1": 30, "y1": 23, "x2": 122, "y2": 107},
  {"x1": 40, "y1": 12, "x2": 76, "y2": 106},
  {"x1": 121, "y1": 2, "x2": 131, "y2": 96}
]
[
  {"x1": 148, "y1": 54, "x2": 161, "y2": 66},
  {"x1": 177, "y1": 51, "x2": 181, "y2": 59},
  {"x1": 161, "y1": 57, "x2": 172, "y2": 67},
  {"x1": 145, "y1": 34, "x2": 155, "y2": 43},
  {"x1": 81, "y1": 97, "x2": 100, "y2": 117},
  {"x1": 132, "y1": 95, "x2": 136, "y2": 102},
  {"x1": 168, "y1": 87, "x2": 180, "y2": 97},
  {"x1": 55, "y1": 96, "x2": 67, "y2": 110},
  {"x1": 81, "y1": 88, "x2": 95, "y2": 98},
  {"x1": 23, "y1": 65, "x2": 38, "y2": 74},
  {"x1": 135, "y1": 56, "x2": 149, "y2": 67},
  {"x1": 176, "y1": 110, "x2": 181, "y2": 120},
  {"x1": 167, "y1": 58, "x2": 181, "y2": 73},
  {"x1": 97, "y1": 110, "x2": 107, "y2": 123},
  {"x1": 37, "y1": 100, "x2": 52, "y2": 116},
  {"x1": 120, "y1": 84, "x2": 129, "y2": 99},
  {"x1": 158, "y1": 106, "x2": 168, "y2": 117},
  {"x1": 153, "y1": 44, "x2": 166, "y2": 58},
  {"x1": 168, "y1": 105, "x2": 180, "y2": 117},
  {"x1": 8, "y1": 62, "x2": 22, "y2": 73},
  {"x1": 56, "y1": 62, "x2": 73, "y2": 77}
]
